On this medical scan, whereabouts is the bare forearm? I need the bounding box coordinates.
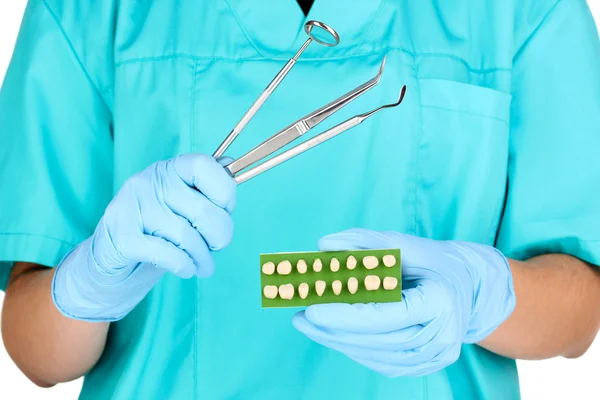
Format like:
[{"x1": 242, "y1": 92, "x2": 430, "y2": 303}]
[
  {"x1": 479, "y1": 254, "x2": 600, "y2": 360},
  {"x1": 1, "y1": 263, "x2": 109, "y2": 387}
]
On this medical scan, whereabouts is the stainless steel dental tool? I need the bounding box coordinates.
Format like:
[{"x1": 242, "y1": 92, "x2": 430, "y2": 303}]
[
  {"x1": 213, "y1": 21, "x2": 407, "y2": 184},
  {"x1": 213, "y1": 20, "x2": 340, "y2": 159}
]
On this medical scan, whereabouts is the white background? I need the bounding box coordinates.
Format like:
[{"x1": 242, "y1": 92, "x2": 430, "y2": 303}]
[{"x1": 1, "y1": 1, "x2": 600, "y2": 399}]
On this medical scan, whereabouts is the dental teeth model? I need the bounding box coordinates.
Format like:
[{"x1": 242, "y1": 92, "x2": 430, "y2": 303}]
[{"x1": 260, "y1": 249, "x2": 402, "y2": 308}]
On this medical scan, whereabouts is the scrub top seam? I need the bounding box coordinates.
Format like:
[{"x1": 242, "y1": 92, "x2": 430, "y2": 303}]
[
  {"x1": 0, "y1": 232, "x2": 77, "y2": 248},
  {"x1": 194, "y1": 276, "x2": 199, "y2": 399},
  {"x1": 40, "y1": 0, "x2": 112, "y2": 114},
  {"x1": 100, "y1": 84, "x2": 114, "y2": 96},
  {"x1": 488, "y1": 141, "x2": 511, "y2": 247},
  {"x1": 221, "y1": 0, "x2": 267, "y2": 58},
  {"x1": 190, "y1": 60, "x2": 199, "y2": 152},
  {"x1": 513, "y1": 0, "x2": 564, "y2": 63},
  {"x1": 420, "y1": 105, "x2": 510, "y2": 124},
  {"x1": 192, "y1": 59, "x2": 200, "y2": 397},
  {"x1": 113, "y1": 48, "x2": 512, "y2": 75},
  {"x1": 411, "y1": 60, "x2": 422, "y2": 237},
  {"x1": 348, "y1": 0, "x2": 388, "y2": 56}
]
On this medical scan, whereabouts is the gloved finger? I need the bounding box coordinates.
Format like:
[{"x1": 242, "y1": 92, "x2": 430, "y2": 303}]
[
  {"x1": 171, "y1": 153, "x2": 236, "y2": 213},
  {"x1": 346, "y1": 353, "x2": 452, "y2": 378},
  {"x1": 346, "y1": 320, "x2": 461, "y2": 369},
  {"x1": 318, "y1": 228, "x2": 447, "y2": 274},
  {"x1": 293, "y1": 310, "x2": 441, "y2": 351},
  {"x1": 314, "y1": 331, "x2": 456, "y2": 376},
  {"x1": 349, "y1": 337, "x2": 460, "y2": 375},
  {"x1": 302, "y1": 285, "x2": 435, "y2": 333},
  {"x1": 120, "y1": 262, "x2": 168, "y2": 289},
  {"x1": 160, "y1": 177, "x2": 234, "y2": 251},
  {"x1": 318, "y1": 228, "x2": 403, "y2": 251},
  {"x1": 189, "y1": 195, "x2": 233, "y2": 251},
  {"x1": 337, "y1": 333, "x2": 453, "y2": 368},
  {"x1": 123, "y1": 234, "x2": 198, "y2": 279},
  {"x1": 294, "y1": 312, "x2": 420, "y2": 350},
  {"x1": 144, "y1": 211, "x2": 216, "y2": 277},
  {"x1": 216, "y1": 156, "x2": 234, "y2": 167},
  {"x1": 292, "y1": 325, "x2": 436, "y2": 371},
  {"x1": 341, "y1": 344, "x2": 442, "y2": 368}
]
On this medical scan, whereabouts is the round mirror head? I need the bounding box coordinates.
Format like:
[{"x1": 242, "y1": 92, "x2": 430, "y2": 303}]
[{"x1": 304, "y1": 20, "x2": 340, "y2": 47}]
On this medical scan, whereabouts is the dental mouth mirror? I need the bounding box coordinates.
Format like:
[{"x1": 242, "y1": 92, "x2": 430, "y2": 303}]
[{"x1": 213, "y1": 20, "x2": 340, "y2": 158}]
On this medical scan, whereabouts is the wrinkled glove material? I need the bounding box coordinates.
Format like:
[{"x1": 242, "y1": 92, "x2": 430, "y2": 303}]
[
  {"x1": 52, "y1": 154, "x2": 236, "y2": 322},
  {"x1": 293, "y1": 228, "x2": 516, "y2": 377}
]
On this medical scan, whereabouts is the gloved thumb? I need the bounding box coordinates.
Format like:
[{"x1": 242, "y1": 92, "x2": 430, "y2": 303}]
[
  {"x1": 216, "y1": 156, "x2": 235, "y2": 167},
  {"x1": 318, "y1": 228, "x2": 400, "y2": 251}
]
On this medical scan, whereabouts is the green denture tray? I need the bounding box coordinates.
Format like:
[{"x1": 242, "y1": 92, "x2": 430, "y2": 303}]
[{"x1": 260, "y1": 249, "x2": 402, "y2": 308}]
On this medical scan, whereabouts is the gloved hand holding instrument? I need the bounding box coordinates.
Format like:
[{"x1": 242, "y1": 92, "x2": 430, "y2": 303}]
[
  {"x1": 293, "y1": 228, "x2": 517, "y2": 377},
  {"x1": 52, "y1": 153, "x2": 236, "y2": 322}
]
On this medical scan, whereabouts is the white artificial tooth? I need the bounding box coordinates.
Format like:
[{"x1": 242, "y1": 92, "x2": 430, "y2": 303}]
[
  {"x1": 277, "y1": 260, "x2": 292, "y2": 275},
  {"x1": 263, "y1": 285, "x2": 278, "y2": 299},
  {"x1": 364, "y1": 275, "x2": 381, "y2": 291},
  {"x1": 313, "y1": 258, "x2": 323, "y2": 272},
  {"x1": 279, "y1": 284, "x2": 295, "y2": 300},
  {"x1": 297, "y1": 259, "x2": 308, "y2": 274},
  {"x1": 346, "y1": 255, "x2": 357, "y2": 270},
  {"x1": 347, "y1": 277, "x2": 359, "y2": 294},
  {"x1": 363, "y1": 256, "x2": 379, "y2": 270},
  {"x1": 330, "y1": 257, "x2": 340, "y2": 272},
  {"x1": 383, "y1": 255, "x2": 396, "y2": 267},
  {"x1": 383, "y1": 277, "x2": 399, "y2": 290},
  {"x1": 262, "y1": 261, "x2": 275, "y2": 275},
  {"x1": 315, "y1": 280, "x2": 326, "y2": 296},
  {"x1": 299, "y1": 283, "x2": 309, "y2": 299},
  {"x1": 332, "y1": 280, "x2": 342, "y2": 295}
]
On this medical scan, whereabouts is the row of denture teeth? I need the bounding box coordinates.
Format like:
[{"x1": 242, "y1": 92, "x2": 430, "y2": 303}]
[
  {"x1": 263, "y1": 276, "x2": 399, "y2": 300},
  {"x1": 262, "y1": 254, "x2": 396, "y2": 276}
]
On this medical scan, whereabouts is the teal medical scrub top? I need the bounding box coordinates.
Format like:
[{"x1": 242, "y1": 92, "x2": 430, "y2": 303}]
[{"x1": 2, "y1": 0, "x2": 600, "y2": 399}]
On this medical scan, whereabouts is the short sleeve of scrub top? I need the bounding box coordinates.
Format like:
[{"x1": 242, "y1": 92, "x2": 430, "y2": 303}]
[
  {"x1": 495, "y1": 0, "x2": 600, "y2": 266},
  {"x1": 0, "y1": 0, "x2": 115, "y2": 290}
]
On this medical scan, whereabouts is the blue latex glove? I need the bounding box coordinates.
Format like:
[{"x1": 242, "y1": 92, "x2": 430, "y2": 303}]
[
  {"x1": 292, "y1": 228, "x2": 516, "y2": 377},
  {"x1": 52, "y1": 153, "x2": 236, "y2": 322}
]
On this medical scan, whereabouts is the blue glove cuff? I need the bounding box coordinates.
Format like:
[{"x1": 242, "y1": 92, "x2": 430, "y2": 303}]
[
  {"x1": 51, "y1": 237, "x2": 151, "y2": 322},
  {"x1": 460, "y1": 243, "x2": 516, "y2": 343}
]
